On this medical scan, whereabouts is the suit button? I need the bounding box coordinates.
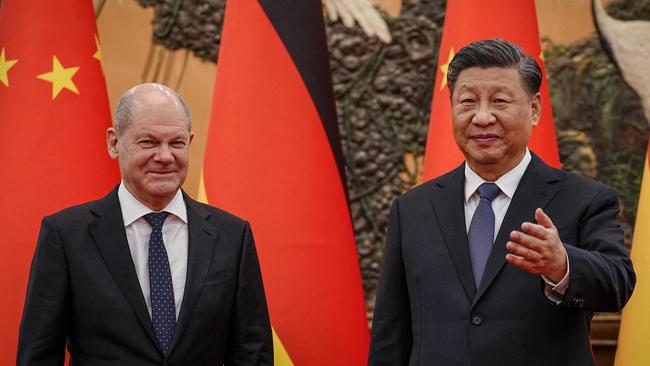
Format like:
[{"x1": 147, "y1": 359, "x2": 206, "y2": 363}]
[{"x1": 471, "y1": 314, "x2": 483, "y2": 326}]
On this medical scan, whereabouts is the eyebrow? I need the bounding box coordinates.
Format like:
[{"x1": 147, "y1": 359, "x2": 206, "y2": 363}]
[
  {"x1": 135, "y1": 132, "x2": 189, "y2": 140},
  {"x1": 456, "y1": 84, "x2": 518, "y2": 98}
]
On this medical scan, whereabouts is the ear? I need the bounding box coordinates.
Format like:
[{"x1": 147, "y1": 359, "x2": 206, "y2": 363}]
[
  {"x1": 189, "y1": 132, "x2": 194, "y2": 145},
  {"x1": 530, "y1": 93, "x2": 541, "y2": 127},
  {"x1": 106, "y1": 127, "x2": 119, "y2": 159}
]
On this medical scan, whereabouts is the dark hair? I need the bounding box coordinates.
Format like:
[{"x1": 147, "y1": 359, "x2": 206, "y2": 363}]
[{"x1": 447, "y1": 39, "x2": 542, "y2": 98}]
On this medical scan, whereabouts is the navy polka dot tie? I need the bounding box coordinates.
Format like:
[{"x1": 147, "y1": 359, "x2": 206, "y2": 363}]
[
  {"x1": 467, "y1": 183, "x2": 501, "y2": 288},
  {"x1": 144, "y1": 212, "x2": 176, "y2": 355}
]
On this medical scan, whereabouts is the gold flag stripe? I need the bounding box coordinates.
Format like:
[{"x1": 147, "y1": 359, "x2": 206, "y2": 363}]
[{"x1": 615, "y1": 151, "x2": 650, "y2": 365}]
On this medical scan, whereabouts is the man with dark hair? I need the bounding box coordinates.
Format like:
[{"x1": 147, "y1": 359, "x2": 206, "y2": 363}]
[
  {"x1": 18, "y1": 83, "x2": 273, "y2": 365},
  {"x1": 368, "y1": 39, "x2": 635, "y2": 365}
]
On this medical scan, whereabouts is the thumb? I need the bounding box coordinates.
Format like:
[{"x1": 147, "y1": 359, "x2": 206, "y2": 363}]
[{"x1": 535, "y1": 208, "x2": 555, "y2": 229}]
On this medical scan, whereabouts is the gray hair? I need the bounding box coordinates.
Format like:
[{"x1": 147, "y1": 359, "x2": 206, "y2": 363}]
[
  {"x1": 447, "y1": 39, "x2": 542, "y2": 98},
  {"x1": 113, "y1": 83, "x2": 192, "y2": 134}
]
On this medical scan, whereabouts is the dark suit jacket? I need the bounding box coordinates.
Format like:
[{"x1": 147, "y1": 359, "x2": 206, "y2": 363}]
[
  {"x1": 368, "y1": 154, "x2": 635, "y2": 366},
  {"x1": 17, "y1": 187, "x2": 273, "y2": 365}
]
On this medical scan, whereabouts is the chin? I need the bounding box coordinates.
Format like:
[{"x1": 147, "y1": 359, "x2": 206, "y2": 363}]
[
  {"x1": 465, "y1": 149, "x2": 503, "y2": 165},
  {"x1": 472, "y1": 156, "x2": 502, "y2": 165},
  {"x1": 146, "y1": 181, "x2": 181, "y2": 196}
]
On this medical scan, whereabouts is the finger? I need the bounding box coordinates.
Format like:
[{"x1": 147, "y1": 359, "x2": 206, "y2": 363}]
[
  {"x1": 510, "y1": 230, "x2": 543, "y2": 251},
  {"x1": 520, "y1": 221, "x2": 549, "y2": 240},
  {"x1": 506, "y1": 241, "x2": 542, "y2": 261},
  {"x1": 535, "y1": 208, "x2": 555, "y2": 229},
  {"x1": 505, "y1": 253, "x2": 541, "y2": 275}
]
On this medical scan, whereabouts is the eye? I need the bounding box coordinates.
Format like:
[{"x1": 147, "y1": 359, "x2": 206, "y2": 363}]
[
  {"x1": 493, "y1": 97, "x2": 510, "y2": 104},
  {"x1": 171, "y1": 141, "x2": 186, "y2": 148},
  {"x1": 138, "y1": 139, "x2": 155, "y2": 148},
  {"x1": 460, "y1": 98, "x2": 475, "y2": 105}
]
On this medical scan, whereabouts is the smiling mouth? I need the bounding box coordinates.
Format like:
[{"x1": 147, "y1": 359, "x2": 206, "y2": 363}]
[{"x1": 470, "y1": 134, "x2": 499, "y2": 142}]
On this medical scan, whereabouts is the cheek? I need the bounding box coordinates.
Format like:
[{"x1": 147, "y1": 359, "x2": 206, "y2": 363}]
[
  {"x1": 130, "y1": 151, "x2": 154, "y2": 170},
  {"x1": 503, "y1": 121, "x2": 532, "y2": 144},
  {"x1": 452, "y1": 121, "x2": 468, "y2": 140},
  {"x1": 174, "y1": 151, "x2": 190, "y2": 166},
  {"x1": 451, "y1": 109, "x2": 472, "y2": 128}
]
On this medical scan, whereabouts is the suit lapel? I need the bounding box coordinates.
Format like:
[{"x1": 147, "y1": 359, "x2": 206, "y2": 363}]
[
  {"x1": 88, "y1": 187, "x2": 158, "y2": 347},
  {"x1": 474, "y1": 154, "x2": 560, "y2": 303},
  {"x1": 430, "y1": 164, "x2": 476, "y2": 301},
  {"x1": 167, "y1": 194, "x2": 219, "y2": 355}
]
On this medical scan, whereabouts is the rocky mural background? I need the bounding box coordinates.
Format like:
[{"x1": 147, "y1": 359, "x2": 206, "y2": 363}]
[{"x1": 136, "y1": 0, "x2": 649, "y2": 319}]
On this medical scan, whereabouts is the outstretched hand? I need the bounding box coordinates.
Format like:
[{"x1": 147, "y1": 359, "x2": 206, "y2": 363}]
[{"x1": 505, "y1": 208, "x2": 567, "y2": 282}]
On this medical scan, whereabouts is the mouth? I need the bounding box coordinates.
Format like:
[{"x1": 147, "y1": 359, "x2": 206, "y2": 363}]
[
  {"x1": 147, "y1": 171, "x2": 177, "y2": 176},
  {"x1": 470, "y1": 134, "x2": 499, "y2": 143}
]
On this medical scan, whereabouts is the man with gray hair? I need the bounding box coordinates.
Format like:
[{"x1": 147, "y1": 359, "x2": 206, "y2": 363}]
[
  {"x1": 369, "y1": 39, "x2": 635, "y2": 365},
  {"x1": 18, "y1": 83, "x2": 273, "y2": 365}
]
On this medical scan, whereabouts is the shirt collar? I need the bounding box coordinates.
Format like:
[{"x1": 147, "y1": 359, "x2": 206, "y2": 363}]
[
  {"x1": 118, "y1": 181, "x2": 188, "y2": 227},
  {"x1": 464, "y1": 149, "x2": 532, "y2": 203}
]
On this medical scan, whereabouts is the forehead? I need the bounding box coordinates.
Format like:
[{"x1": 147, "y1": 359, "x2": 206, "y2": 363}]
[
  {"x1": 454, "y1": 66, "x2": 526, "y2": 94},
  {"x1": 128, "y1": 92, "x2": 190, "y2": 134}
]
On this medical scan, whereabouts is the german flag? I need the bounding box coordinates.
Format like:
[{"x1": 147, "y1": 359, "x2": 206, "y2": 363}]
[
  {"x1": 422, "y1": 0, "x2": 560, "y2": 180},
  {"x1": 200, "y1": 0, "x2": 369, "y2": 364},
  {"x1": 0, "y1": 0, "x2": 118, "y2": 361}
]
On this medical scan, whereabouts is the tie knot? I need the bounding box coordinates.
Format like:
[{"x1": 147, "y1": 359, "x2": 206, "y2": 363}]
[
  {"x1": 143, "y1": 211, "x2": 170, "y2": 230},
  {"x1": 477, "y1": 182, "x2": 500, "y2": 201}
]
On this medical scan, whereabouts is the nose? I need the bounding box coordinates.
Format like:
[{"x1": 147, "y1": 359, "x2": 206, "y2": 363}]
[
  {"x1": 154, "y1": 144, "x2": 174, "y2": 164},
  {"x1": 471, "y1": 102, "x2": 496, "y2": 126}
]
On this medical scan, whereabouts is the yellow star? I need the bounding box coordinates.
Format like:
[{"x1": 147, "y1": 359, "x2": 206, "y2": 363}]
[
  {"x1": 539, "y1": 50, "x2": 545, "y2": 62},
  {"x1": 0, "y1": 47, "x2": 18, "y2": 88},
  {"x1": 37, "y1": 55, "x2": 79, "y2": 99},
  {"x1": 93, "y1": 34, "x2": 103, "y2": 66},
  {"x1": 439, "y1": 47, "x2": 455, "y2": 91}
]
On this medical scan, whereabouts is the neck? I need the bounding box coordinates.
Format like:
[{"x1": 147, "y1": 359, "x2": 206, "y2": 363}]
[
  {"x1": 471, "y1": 168, "x2": 505, "y2": 182},
  {"x1": 140, "y1": 199, "x2": 171, "y2": 212}
]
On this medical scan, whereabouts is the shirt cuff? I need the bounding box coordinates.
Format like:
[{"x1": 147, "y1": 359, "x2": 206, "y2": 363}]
[{"x1": 542, "y1": 250, "x2": 570, "y2": 304}]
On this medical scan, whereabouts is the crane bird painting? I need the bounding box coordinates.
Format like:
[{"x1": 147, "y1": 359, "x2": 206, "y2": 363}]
[{"x1": 593, "y1": 0, "x2": 650, "y2": 127}]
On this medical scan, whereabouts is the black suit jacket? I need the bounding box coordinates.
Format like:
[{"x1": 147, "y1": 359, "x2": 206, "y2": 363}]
[
  {"x1": 369, "y1": 154, "x2": 635, "y2": 366},
  {"x1": 18, "y1": 187, "x2": 273, "y2": 365}
]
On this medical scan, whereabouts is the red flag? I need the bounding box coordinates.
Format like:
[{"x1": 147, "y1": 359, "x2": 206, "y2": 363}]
[
  {"x1": 0, "y1": 0, "x2": 119, "y2": 360},
  {"x1": 200, "y1": 0, "x2": 369, "y2": 364},
  {"x1": 422, "y1": 0, "x2": 560, "y2": 180}
]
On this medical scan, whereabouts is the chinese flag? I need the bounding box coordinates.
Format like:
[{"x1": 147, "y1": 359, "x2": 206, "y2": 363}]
[
  {"x1": 422, "y1": 0, "x2": 560, "y2": 181},
  {"x1": 0, "y1": 0, "x2": 119, "y2": 361},
  {"x1": 199, "y1": 0, "x2": 369, "y2": 364},
  {"x1": 615, "y1": 140, "x2": 650, "y2": 365}
]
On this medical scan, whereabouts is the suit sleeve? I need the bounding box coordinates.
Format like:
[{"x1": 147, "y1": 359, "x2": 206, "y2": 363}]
[
  {"x1": 368, "y1": 200, "x2": 412, "y2": 366},
  {"x1": 17, "y1": 217, "x2": 70, "y2": 366},
  {"x1": 225, "y1": 222, "x2": 273, "y2": 366},
  {"x1": 561, "y1": 186, "x2": 636, "y2": 312}
]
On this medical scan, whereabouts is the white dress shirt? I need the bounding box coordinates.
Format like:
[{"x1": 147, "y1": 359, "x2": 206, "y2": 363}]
[
  {"x1": 118, "y1": 183, "x2": 188, "y2": 319},
  {"x1": 463, "y1": 149, "x2": 569, "y2": 302}
]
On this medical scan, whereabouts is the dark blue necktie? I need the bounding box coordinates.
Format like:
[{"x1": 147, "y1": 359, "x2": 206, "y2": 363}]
[
  {"x1": 144, "y1": 211, "x2": 176, "y2": 355},
  {"x1": 468, "y1": 183, "x2": 501, "y2": 288}
]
